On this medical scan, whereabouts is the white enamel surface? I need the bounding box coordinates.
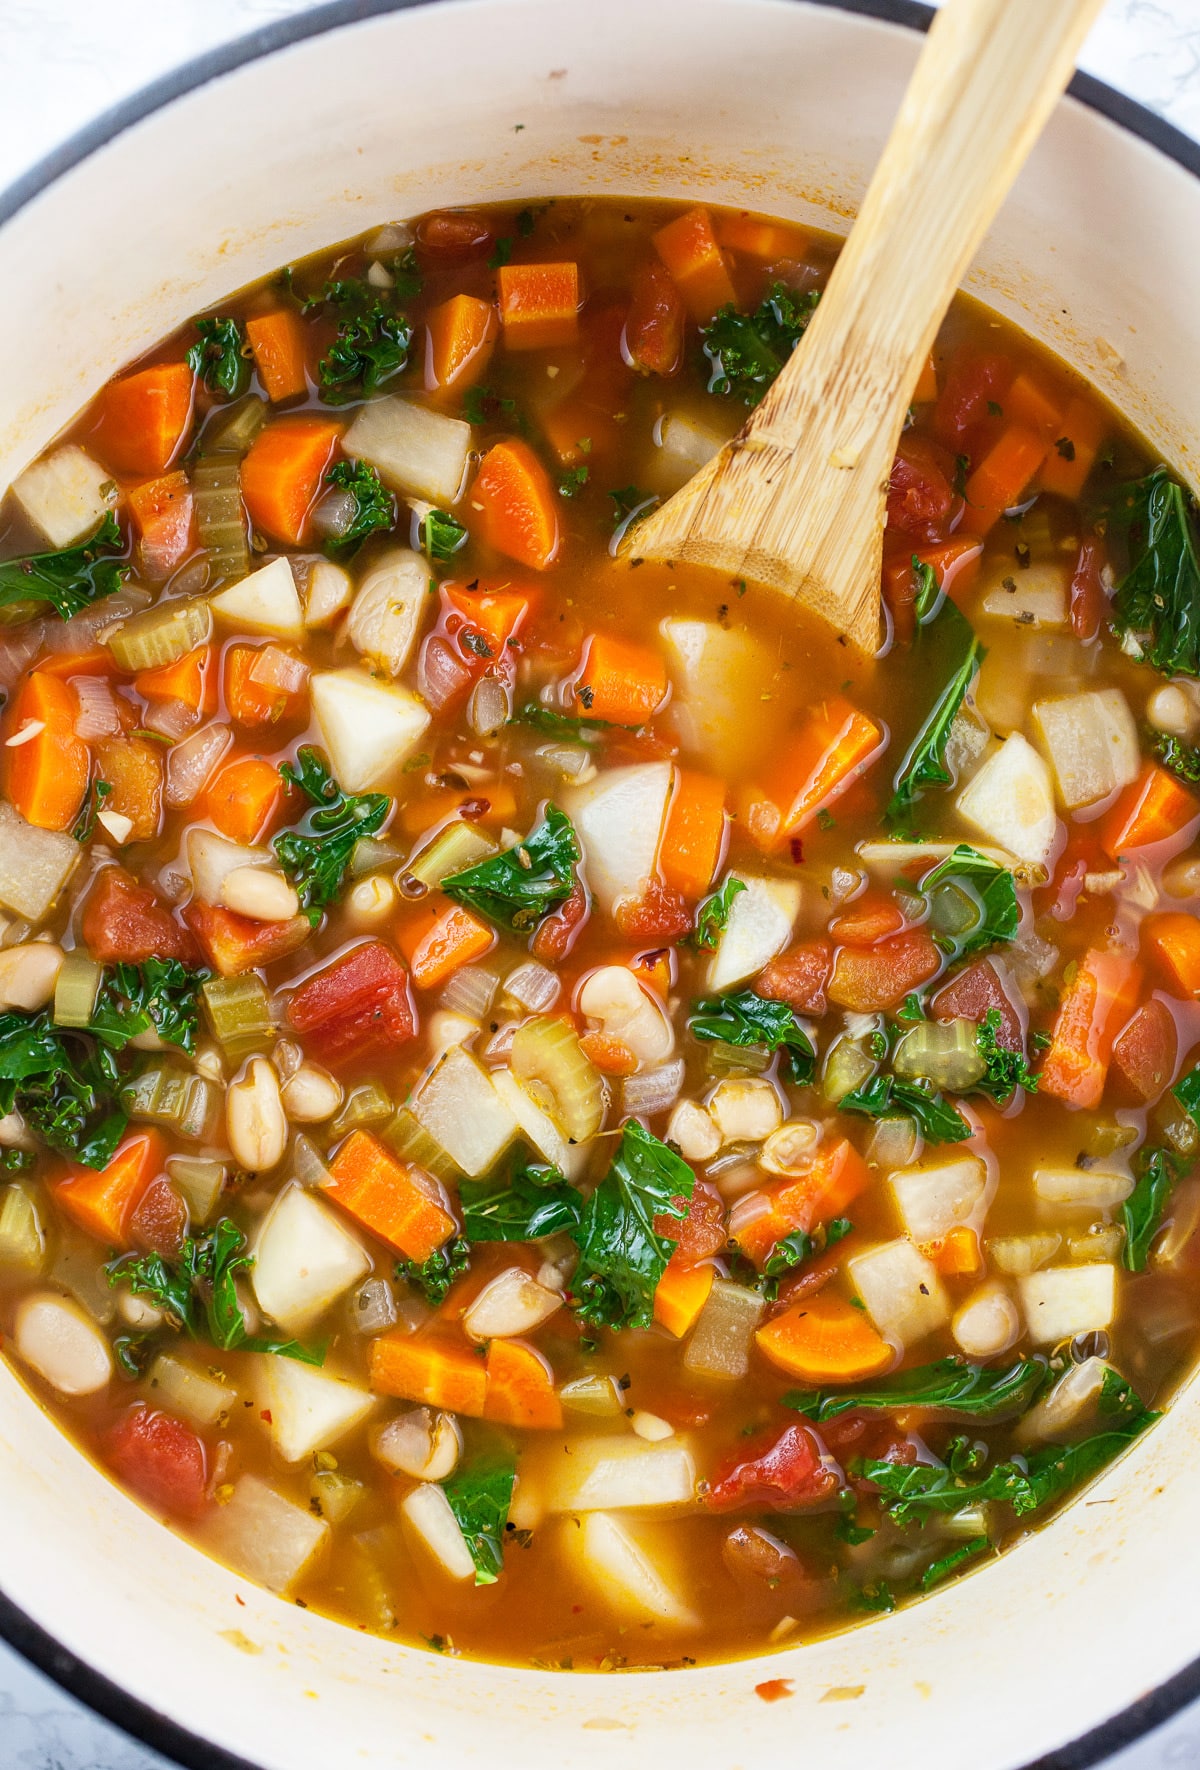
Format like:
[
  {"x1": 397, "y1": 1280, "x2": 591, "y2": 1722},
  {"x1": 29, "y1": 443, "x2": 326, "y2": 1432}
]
[{"x1": 1, "y1": 4, "x2": 1199, "y2": 1769}]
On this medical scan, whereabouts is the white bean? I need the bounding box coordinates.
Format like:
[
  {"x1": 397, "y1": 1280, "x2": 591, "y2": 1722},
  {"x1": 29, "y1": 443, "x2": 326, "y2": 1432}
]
[
  {"x1": 666, "y1": 1099, "x2": 721, "y2": 1164},
  {"x1": 346, "y1": 874, "x2": 399, "y2": 929},
  {"x1": 226, "y1": 1058, "x2": 288, "y2": 1172},
  {"x1": 708, "y1": 1078, "x2": 783, "y2": 1145},
  {"x1": 462, "y1": 1267, "x2": 562, "y2": 1341},
  {"x1": 760, "y1": 1119, "x2": 821, "y2": 1177},
  {"x1": 1147, "y1": 680, "x2": 1200, "y2": 740},
  {"x1": 578, "y1": 964, "x2": 673, "y2": 1068},
  {"x1": 281, "y1": 1062, "x2": 343, "y2": 1125},
  {"x1": 0, "y1": 942, "x2": 63, "y2": 1011},
  {"x1": 14, "y1": 1292, "x2": 112, "y2": 1396},
  {"x1": 952, "y1": 1281, "x2": 1021, "y2": 1359},
  {"x1": 219, "y1": 866, "x2": 300, "y2": 923}
]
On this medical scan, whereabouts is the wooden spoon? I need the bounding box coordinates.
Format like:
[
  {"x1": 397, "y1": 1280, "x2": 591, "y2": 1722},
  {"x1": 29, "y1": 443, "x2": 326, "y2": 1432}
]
[{"x1": 630, "y1": 0, "x2": 1104, "y2": 653}]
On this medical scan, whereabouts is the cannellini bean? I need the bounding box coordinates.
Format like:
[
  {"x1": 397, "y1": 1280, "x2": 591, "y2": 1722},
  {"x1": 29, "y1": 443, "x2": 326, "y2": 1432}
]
[
  {"x1": 219, "y1": 866, "x2": 300, "y2": 923},
  {"x1": 1147, "y1": 680, "x2": 1200, "y2": 739},
  {"x1": 427, "y1": 1010, "x2": 479, "y2": 1060},
  {"x1": 346, "y1": 873, "x2": 399, "y2": 929},
  {"x1": 952, "y1": 1281, "x2": 1021, "y2": 1359},
  {"x1": 667, "y1": 1098, "x2": 721, "y2": 1164},
  {"x1": 760, "y1": 1119, "x2": 821, "y2": 1177},
  {"x1": 578, "y1": 965, "x2": 674, "y2": 1068},
  {"x1": 226, "y1": 1058, "x2": 288, "y2": 1172},
  {"x1": 116, "y1": 1288, "x2": 165, "y2": 1332},
  {"x1": 462, "y1": 1267, "x2": 562, "y2": 1341},
  {"x1": 630, "y1": 1410, "x2": 674, "y2": 1442},
  {"x1": 1164, "y1": 855, "x2": 1200, "y2": 899},
  {"x1": 372, "y1": 1408, "x2": 462, "y2": 1481},
  {"x1": 0, "y1": 1111, "x2": 33, "y2": 1149},
  {"x1": 14, "y1": 1292, "x2": 113, "y2": 1396},
  {"x1": 708, "y1": 1078, "x2": 783, "y2": 1145},
  {"x1": 0, "y1": 942, "x2": 63, "y2": 1011},
  {"x1": 281, "y1": 1062, "x2": 343, "y2": 1125}
]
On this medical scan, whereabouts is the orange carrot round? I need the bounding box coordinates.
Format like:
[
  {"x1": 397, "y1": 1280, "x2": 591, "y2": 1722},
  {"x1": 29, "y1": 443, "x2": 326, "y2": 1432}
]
[
  {"x1": 755, "y1": 1293, "x2": 893, "y2": 1384},
  {"x1": 5, "y1": 673, "x2": 89, "y2": 832},
  {"x1": 472, "y1": 438, "x2": 560, "y2": 570}
]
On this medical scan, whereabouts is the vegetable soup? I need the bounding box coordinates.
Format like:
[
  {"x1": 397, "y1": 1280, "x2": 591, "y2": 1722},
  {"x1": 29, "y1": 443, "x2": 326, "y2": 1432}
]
[{"x1": 0, "y1": 197, "x2": 1198, "y2": 1670}]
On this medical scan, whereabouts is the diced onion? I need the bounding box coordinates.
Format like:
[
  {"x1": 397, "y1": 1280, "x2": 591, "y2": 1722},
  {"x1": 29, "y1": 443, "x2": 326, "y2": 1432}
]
[
  {"x1": 621, "y1": 1058, "x2": 686, "y2": 1118},
  {"x1": 502, "y1": 959, "x2": 560, "y2": 1013},
  {"x1": 438, "y1": 964, "x2": 499, "y2": 1019},
  {"x1": 536, "y1": 741, "x2": 593, "y2": 780},
  {"x1": 468, "y1": 674, "x2": 511, "y2": 739},
  {"x1": 165, "y1": 724, "x2": 232, "y2": 807},
  {"x1": 72, "y1": 676, "x2": 121, "y2": 739},
  {"x1": 351, "y1": 1277, "x2": 398, "y2": 1336},
  {"x1": 0, "y1": 622, "x2": 47, "y2": 691},
  {"x1": 142, "y1": 695, "x2": 200, "y2": 740},
  {"x1": 45, "y1": 587, "x2": 152, "y2": 654},
  {"x1": 418, "y1": 635, "x2": 473, "y2": 711},
  {"x1": 310, "y1": 488, "x2": 359, "y2": 540}
]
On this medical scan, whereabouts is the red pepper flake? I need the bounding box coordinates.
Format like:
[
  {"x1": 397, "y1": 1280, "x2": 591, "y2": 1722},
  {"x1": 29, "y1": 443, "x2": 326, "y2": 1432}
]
[
  {"x1": 789, "y1": 837, "x2": 805, "y2": 864},
  {"x1": 755, "y1": 1679, "x2": 794, "y2": 1703},
  {"x1": 260, "y1": 1409, "x2": 273, "y2": 1423}
]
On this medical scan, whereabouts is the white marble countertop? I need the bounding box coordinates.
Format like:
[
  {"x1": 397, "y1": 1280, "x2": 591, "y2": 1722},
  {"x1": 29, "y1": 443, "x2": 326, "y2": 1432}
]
[{"x1": 0, "y1": 0, "x2": 1198, "y2": 1765}]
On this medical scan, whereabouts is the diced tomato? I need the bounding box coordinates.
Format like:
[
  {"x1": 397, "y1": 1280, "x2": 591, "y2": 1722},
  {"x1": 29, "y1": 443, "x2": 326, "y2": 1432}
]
[
  {"x1": 933, "y1": 348, "x2": 1014, "y2": 450},
  {"x1": 1069, "y1": 536, "x2": 1110, "y2": 642},
  {"x1": 613, "y1": 878, "x2": 691, "y2": 943},
  {"x1": 130, "y1": 1177, "x2": 188, "y2": 1258},
  {"x1": 931, "y1": 957, "x2": 1025, "y2": 1052},
  {"x1": 531, "y1": 879, "x2": 589, "y2": 964},
  {"x1": 80, "y1": 866, "x2": 200, "y2": 967},
  {"x1": 819, "y1": 1411, "x2": 917, "y2": 1484},
  {"x1": 886, "y1": 436, "x2": 955, "y2": 542},
  {"x1": 655, "y1": 1181, "x2": 726, "y2": 1266},
  {"x1": 415, "y1": 210, "x2": 495, "y2": 260},
  {"x1": 184, "y1": 903, "x2": 311, "y2": 977},
  {"x1": 103, "y1": 1406, "x2": 209, "y2": 1518},
  {"x1": 285, "y1": 941, "x2": 417, "y2": 1066},
  {"x1": 707, "y1": 1422, "x2": 839, "y2": 1513},
  {"x1": 1035, "y1": 827, "x2": 1105, "y2": 924},
  {"x1": 827, "y1": 928, "x2": 942, "y2": 1011},
  {"x1": 623, "y1": 258, "x2": 686, "y2": 377},
  {"x1": 1111, "y1": 997, "x2": 1178, "y2": 1105},
  {"x1": 755, "y1": 939, "x2": 833, "y2": 1016}
]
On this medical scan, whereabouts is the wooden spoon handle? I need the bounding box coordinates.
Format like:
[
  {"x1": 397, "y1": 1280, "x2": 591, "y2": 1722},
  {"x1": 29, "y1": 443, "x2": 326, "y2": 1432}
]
[{"x1": 748, "y1": 0, "x2": 1104, "y2": 455}]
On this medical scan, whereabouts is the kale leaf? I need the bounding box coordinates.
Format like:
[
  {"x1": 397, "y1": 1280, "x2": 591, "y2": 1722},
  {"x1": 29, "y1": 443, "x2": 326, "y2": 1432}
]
[
  {"x1": 313, "y1": 278, "x2": 413, "y2": 400},
  {"x1": 460, "y1": 1158, "x2": 582, "y2": 1242},
  {"x1": 785, "y1": 1355, "x2": 1049, "y2": 1423},
  {"x1": 688, "y1": 877, "x2": 747, "y2": 952},
  {"x1": 838, "y1": 1072, "x2": 971, "y2": 1144},
  {"x1": 973, "y1": 1008, "x2": 1039, "y2": 1107},
  {"x1": 187, "y1": 316, "x2": 249, "y2": 399},
  {"x1": 441, "y1": 1457, "x2": 517, "y2": 1585},
  {"x1": 72, "y1": 777, "x2": 113, "y2": 843},
  {"x1": 442, "y1": 805, "x2": 580, "y2": 934},
  {"x1": 109, "y1": 1218, "x2": 321, "y2": 1362},
  {"x1": 701, "y1": 283, "x2": 820, "y2": 405},
  {"x1": 420, "y1": 509, "x2": 468, "y2": 563},
  {"x1": 921, "y1": 845, "x2": 1019, "y2": 962},
  {"x1": 1112, "y1": 468, "x2": 1200, "y2": 677},
  {"x1": 0, "y1": 513, "x2": 128, "y2": 622},
  {"x1": 0, "y1": 1011, "x2": 126, "y2": 1169},
  {"x1": 395, "y1": 1238, "x2": 472, "y2": 1304},
  {"x1": 1120, "y1": 1144, "x2": 1183, "y2": 1272},
  {"x1": 323, "y1": 460, "x2": 395, "y2": 557},
  {"x1": 1150, "y1": 728, "x2": 1200, "y2": 787},
  {"x1": 756, "y1": 1218, "x2": 852, "y2": 1300},
  {"x1": 920, "y1": 1536, "x2": 991, "y2": 1590},
  {"x1": 688, "y1": 990, "x2": 816, "y2": 1084},
  {"x1": 88, "y1": 959, "x2": 209, "y2": 1056},
  {"x1": 507, "y1": 702, "x2": 630, "y2": 747},
  {"x1": 887, "y1": 601, "x2": 983, "y2": 825},
  {"x1": 275, "y1": 746, "x2": 391, "y2": 916},
  {"x1": 571, "y1": 1121, "x2": 694, "y2": 1330}
]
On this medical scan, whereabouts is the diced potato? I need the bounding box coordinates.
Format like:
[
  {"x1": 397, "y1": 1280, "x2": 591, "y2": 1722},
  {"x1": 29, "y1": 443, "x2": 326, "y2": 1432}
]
[
  {"x1": 186, "y1": 829, "x2": 272, "y2": 905},
  {"x1": 683, "y1": 1279, "x2": 764, "y2": 1381},
  {"x1": 956, "y1": 733, "x2": 1058, "y2": 865},
  {"x1": 570, "y1": 1512, "x2": 698, "y2": 1629},
  {"x1": 11, "y1": 444, "x2": 115, "y2": 547},
  {"x1": 211, "y1": 556, "x2": 304, "y2": 640},
  {"x1": 344, "y1": 395, "x2": 471, "y2": 505},
  {"x1": 890, "y1": 1154, "x2": 988, "y2": 1243},
  {"x1": 531, "y1": 1434, "x2": 697, "y2": 1512},
  {"x1": 0, "y1": 802, "x2": 80, "y2": 922},
  {"x1": 849, "y1": 1240, "x2": 949, "y2": 1347},
  {"x1": 659, "y1": 618, "x2": 775, "y2": 773},
  {"x1": 1015, "y1": 1356, "x2": 1118, "y2": 1446},
  {"x1": 411, "y1": 1045, "x2": 517, "y2": 1176},
  {"x1": 649, "y1": 410, "x2": 730, "y2": 491},
  {"x1": 706, "y1": 872, "x2": 801, "y2": 994},
  {"x1": 980, "y1": 561, "x2": 1069, "y2": 630},
  {"x1": 257, "y1": 1357, "x2": 375, "y2": 1463},
  {"x1": 858, "y1": 838, "x2": 1015, "y2": 874},
  {"x1": 310, "y1": 667, "x2": 431, "y2": 793},
  {"x1": 251, "y1": 1184, "x2": 371, "y2": 1335},
  {"x1": 490, "y1": 1068, "x2": 587, "y2": 1180},
  {"x1": 205, "y1": 1474, "x2": 329, "y2": 1594},
  {"x1": 399, "y1": 1480, "x2": 476, "y2": 1580},
  {"x1": 1032, "y1": 1165, "x2": 1133, "y2": 1210},
  {"x1": 148, "y1": 1351, "x2": 237, "y2": 1428},
  {"x1": 1018, "y1": 1264, "x2": 1116, "y2": 1346},
  {"x1": 303, "y1": 558, "x2": 354, "y2": 628},
  {"x1": 1032, "y1": 688, "x2": 1140, "y2": 810},
  {"x1": 346, "y1": 548, "x2": 430, "y2": 677},
  {"x1": 564, "y1": 763, "x2": 673, "y2": 915}
]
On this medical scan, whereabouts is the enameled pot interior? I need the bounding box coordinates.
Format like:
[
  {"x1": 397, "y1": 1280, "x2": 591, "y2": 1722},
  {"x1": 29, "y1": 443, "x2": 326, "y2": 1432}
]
[{"x1": 1, "y1": 4, "x2": 1199, "y2": 1769}]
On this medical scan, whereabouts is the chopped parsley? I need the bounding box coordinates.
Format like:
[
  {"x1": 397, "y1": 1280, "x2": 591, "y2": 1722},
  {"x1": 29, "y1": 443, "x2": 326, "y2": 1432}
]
[{"x1": 701, "y1": 282, "x2": 820, "y2": 405}]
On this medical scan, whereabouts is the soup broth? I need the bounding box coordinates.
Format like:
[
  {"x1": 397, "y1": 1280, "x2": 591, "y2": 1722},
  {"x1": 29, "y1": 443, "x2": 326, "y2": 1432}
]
[{"x1": 0, "y1": 196, "x2": 1197, "y2": 1670}]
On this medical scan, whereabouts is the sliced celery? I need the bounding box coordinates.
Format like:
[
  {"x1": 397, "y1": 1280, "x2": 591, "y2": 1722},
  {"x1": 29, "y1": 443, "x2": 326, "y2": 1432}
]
[
  {"x1": 333, "y1": 1083, "x2": 394, "y2": 1137},
  {"x1": 510, "y1": 1014, "x2": 604, "y2": 1142},
  {"x1": 165, "y1": 1155, "x2": 227, "y2": 1222},
  {"x1": 108, "y1": 597, "x2": 212, "y2": 672},
  {"x1": 52, "y1": 951, "x2": 102, "y2": 1029},
  {"x1": 200, "y1": 395, "x2": 267, "y2": 460},
  {"x1": 384, "y1": 1107, "x2": 458, "y2": 1184},
  {"x1": 403, "y1": 821, "x2": 496, "y2": 892},
  {"x1": 193, "y1": 455, "x2": 250, "y2": 582},
  {"x1": 121, "y1": 1066, "x2": 219, "y2": 1140},
  {"x1": 893, "y1": 1017, "x2": 986, "y2": 1091},
  {"x1": 704, "y1": 1039, "x2": 772, "y2": 1079},
  {"x1": 309, "y1": 1470, "x2": 364, "y2": 1525},
  {"x1": 202, "y1": 974, "x2": 273, "y2": 1060},
  {"x1": 0, "y1": 1185, "x2": 45, "y2": 1275}
]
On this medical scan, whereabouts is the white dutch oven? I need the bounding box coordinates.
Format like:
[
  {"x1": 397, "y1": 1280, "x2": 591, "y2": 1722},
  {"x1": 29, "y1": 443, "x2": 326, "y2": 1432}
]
[{"x1": 0, "y1": 3, "x2": 1198, "y2": 1766}]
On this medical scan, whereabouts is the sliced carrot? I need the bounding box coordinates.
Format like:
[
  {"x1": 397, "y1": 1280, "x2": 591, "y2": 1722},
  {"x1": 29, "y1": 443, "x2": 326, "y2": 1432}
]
[
  {"x1": 715, "y1": 211, "x2": 809, "y2": 262},
  {"x1": 882, "y1": 536, "x2": 984, "y2": 643},
  {"x1": 960, "y1": 424, "x2": 1049, "y2": 536},
  {"x1": 127, "y1": 471, "x2": 194, "y2": 579},
  {"x1": 400, "y1": 900, "x2": 496, "y2": 990},
  {"x1": 755, "y1": 1293, "x2": 893, "y2": 1384},
  {"x1": 579, "y1": 1031, "x2": 640, "y2": 1077},
  {"x1": 1038, "y1": 946, "x2": 1143, "y2": 1110},
  {"x1": 54, "y1": 1130, "x2": 166, "y2": 1247},
  {"x1": 425, "y1": 293, "x2": 499, "y2": 391},
  {"x1": 573, "y1": 631, "x2": 668, "y2": 724},
  {"x1": 653, "y1": 1258, "x2": 715, "y2": 1338},
  {"x1": 1141, "y1": 912, "x2": 1200, "y2": 1000},
  {"x1": 731, "y1": 1139, "x2": 870, "y2": 1268},
  {"x1": 911, "y1": 350, "x2": 938, "y2": 405},
  {"x1": 4, "y1": 673, "x2": 89, "y2": 833},
  {"x1": 932, "y1": 1225, "x2": 983, "y2": 1279},
  {"x1": 92, "y1": 362, "x2": 195, "y2": 476},
  {"x1": 746, "y1": 695, "x2": 885, "y2": 849},
  {"x1": 240, "y1": 415, "x2": 342, "y2": 546},
  {"x1": 94, "y1": 735, "x2": 163, "y2": 843},
  {"x1": 1100, "y1": 763, "x2": 1200, "y2": 858},
  {"x1": 442, "y1": 583, "x2": 534, "y2": 659},
  {"x1": 223, "y1": 642, "x2": 309, "y2": 727},
  {"x1": 472, "y1": 438, "x2": 560, "y2": 570},
  {"x1": 398, "y1": 782, "x2": 519, "y2": 837},
  {"x1": 184, "y1": 901, "x2": 311, "y2": 976},
  {"x1": 496, "y1": 261, "x2": 579, "y2": 351},
  {"x1": 203, "y1": 755, "x2": 286, "y2": 845},
  {"x1": 484, "y1": 1337, "x2": 563, "y2": 1429},
  {"x1": 136, "y1": 644, "x2": 216, "y2": 716},
  {"x1": 652, "y1": 207, "x2": 736, "y2": 322},
  {"x1": 659, "y1": 770, "x2": 726, "y2": 899},
  {"x1": 34, "y1": 648, "x2": 119, "y2": 680},
  {"x1": 370, "y1": 1331, "x2": 489, "y2": 1416},
  {"x1": 245, "y1": 308, "x2": 309, "y2": 403},
  {"x1": 1039, "y1": 394, "x2": 1109, "y2": 500},
  {"x1": 623, "y1": 259, "x2": 686, "y2": 377},
  {"x1": 1003, "y1": 368, "x2": 1065, "y2": 441},
  {"x1": 326, "y1": 1130, "x2": 456, "y2": 1261}
]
